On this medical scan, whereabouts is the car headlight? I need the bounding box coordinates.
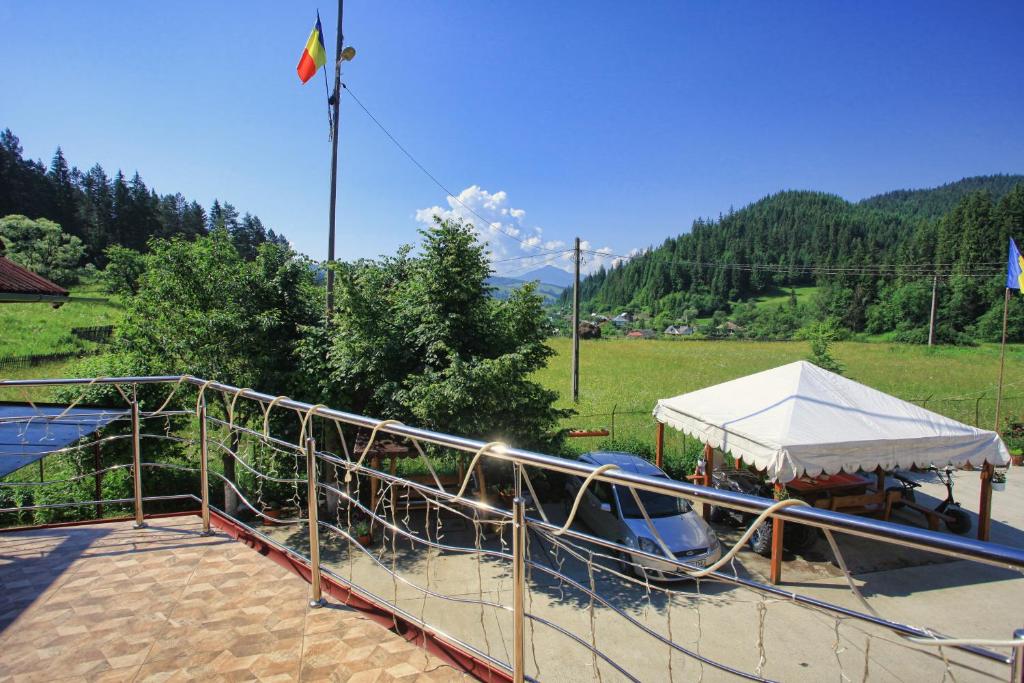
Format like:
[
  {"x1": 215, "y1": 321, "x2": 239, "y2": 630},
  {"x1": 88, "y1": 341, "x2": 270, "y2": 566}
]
[{"x1": 637, "y1": 537, "x2": 658, "y2": 554}]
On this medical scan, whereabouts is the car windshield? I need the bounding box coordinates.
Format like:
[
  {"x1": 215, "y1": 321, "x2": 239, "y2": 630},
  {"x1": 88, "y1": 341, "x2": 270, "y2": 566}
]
[{"x1": 615, "y1": 478, "x2": 691, "y2": 518}]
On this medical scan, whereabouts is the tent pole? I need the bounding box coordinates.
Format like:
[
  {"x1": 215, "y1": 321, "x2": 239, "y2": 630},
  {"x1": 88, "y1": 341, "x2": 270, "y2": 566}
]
[
  {"x1": 655, "y1": 422, "x2": 664, "y2": 469},
  {"x1": 770, "y1": 482, "x2": 785, "y2": 584},
  {"x1": 981, "y1": 287, "x2": 1011, "y2": 541},
  {"x1": 978, "y1": 469, "x2": 993, "y2": 541},
  {"x1": 702, "y1": 444, "x2": 713, "y2": 521}
]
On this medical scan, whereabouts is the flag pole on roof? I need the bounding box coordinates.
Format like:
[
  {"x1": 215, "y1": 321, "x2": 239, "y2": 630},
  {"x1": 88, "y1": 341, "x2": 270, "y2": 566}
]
[{"x1": 296, "y1": 2, "x2": 356, "y2": 320}]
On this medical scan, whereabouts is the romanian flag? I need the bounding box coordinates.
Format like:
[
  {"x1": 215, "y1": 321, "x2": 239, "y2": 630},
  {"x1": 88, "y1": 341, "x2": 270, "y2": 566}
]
[
  {"x1": 297, "y1": 15, "x2": 327, "y2": 84},
  {"x1": 1008, "y1": 238, "x2": 1024, "y2": 290}
]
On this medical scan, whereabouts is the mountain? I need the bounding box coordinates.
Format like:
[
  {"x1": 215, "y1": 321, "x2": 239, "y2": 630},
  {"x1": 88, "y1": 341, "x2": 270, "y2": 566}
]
[
  {"x1": 859, "y1": 174, "x2": 1024, "y2": 220},
  {"x1": 487, "y1": 275, "x2": 565, "y2": 304},
  {"x1": 568, "y1": 175, "x2": 1024, "y2": 341},
  {"x1": 516, "y1": 265, "x2": 574, "y2": 288}
]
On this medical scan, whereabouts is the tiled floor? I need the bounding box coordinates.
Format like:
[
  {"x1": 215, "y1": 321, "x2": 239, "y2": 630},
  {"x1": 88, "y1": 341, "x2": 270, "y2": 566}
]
[{"x1": 0, "y1": 517, "x2": 465, "y2": 682}]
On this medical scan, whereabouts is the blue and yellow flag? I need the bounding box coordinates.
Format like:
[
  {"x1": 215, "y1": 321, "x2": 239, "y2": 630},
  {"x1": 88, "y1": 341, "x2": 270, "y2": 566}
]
[{"x1": 1008, "y1": 238, "x2": 1024, "y2": 290}]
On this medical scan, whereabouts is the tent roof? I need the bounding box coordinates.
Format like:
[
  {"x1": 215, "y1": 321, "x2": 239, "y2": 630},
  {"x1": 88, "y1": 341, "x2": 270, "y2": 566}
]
[{"x1": 653, "y1": 361, "x2": 1009, "y2": 482}]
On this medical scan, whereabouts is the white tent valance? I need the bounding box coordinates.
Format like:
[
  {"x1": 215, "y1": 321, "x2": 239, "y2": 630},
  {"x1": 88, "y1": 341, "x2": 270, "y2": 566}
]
[{"x1": 653, "y1": 361, "x2": 1009, "y2": 483}]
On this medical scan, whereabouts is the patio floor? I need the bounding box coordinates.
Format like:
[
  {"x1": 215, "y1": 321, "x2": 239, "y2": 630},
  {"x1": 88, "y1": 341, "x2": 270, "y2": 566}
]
[{"x1": 0, "y1": 516, "x2": 466, "y2": 682}]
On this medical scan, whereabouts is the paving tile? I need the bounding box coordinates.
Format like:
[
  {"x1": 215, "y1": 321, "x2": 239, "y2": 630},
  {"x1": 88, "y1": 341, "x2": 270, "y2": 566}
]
[{"x1": 0, "y1": 517, "x2": 457, "y2": 682}]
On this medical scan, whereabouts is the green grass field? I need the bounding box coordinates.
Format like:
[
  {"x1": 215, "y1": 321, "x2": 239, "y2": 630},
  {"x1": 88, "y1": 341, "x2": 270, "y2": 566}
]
[
  {"x1": 534, "y1": 338, "x2": 1024, "y2": 461},
  {"x1": 748, "y1": 285, "x2": 818, "y2": 311},
  {"x1": 0, "y1": 281, "x2": 122, "y2": 357}
]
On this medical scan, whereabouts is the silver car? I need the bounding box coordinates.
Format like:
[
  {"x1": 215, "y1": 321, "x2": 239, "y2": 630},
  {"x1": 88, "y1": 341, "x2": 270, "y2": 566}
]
[{"x1": 565, "y1": 452, "x2": 722, "y2": 580}]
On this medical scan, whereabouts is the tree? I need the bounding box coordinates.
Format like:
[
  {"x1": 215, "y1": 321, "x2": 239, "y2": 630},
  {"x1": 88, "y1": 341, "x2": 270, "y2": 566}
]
[
  {"x1": 110, "y1": 231, "x2": 320, "y2": 509},
  {"x1": 803, "y1": 319, "x2": 844, "y2": 374},
  {"x1": 101, "y1": 245, "x2": 146, "y2": 296},
  {"x1": 303, "y1": 217, "x2": 569, "y2": 453},
  {"x1": 0, "y1": 214, "x2": 86, "y2": 285}
]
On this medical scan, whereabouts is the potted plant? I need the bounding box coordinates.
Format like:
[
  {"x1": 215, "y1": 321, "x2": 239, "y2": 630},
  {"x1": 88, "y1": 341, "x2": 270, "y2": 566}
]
[
  {"x1": 1012, "y1": 451, "x2": 1024, "y2": 467},
  {"x1": 353, "y1": 519, "x2": 372, "y2": 546},
  {"x1": 494, "y1": 483, "x2": 515, "y2": 508},
  {"x1": 992, "y1": 469, "x2": 1007, "y2": 492},
  {"x1": 261, "y1": 501, "x2": 284, "y2": 526}
]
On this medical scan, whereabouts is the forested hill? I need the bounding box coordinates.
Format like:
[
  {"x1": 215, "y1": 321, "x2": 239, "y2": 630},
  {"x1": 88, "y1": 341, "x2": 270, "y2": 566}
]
[
  {"x1": 571, "y1": 175, "x2": 1024, "y2": 342},
  {"x1": 859, "y1": 174, "x2": 1024, "y2": 220},
  {"x1": 0, "y1": 127, "x2": 287, "y2": 264}
]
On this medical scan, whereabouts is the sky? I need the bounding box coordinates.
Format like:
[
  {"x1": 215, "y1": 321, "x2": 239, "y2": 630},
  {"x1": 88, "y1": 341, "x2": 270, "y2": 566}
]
[{"x1": 2, "y1": 1, "x2": 1022, "y2": 277}]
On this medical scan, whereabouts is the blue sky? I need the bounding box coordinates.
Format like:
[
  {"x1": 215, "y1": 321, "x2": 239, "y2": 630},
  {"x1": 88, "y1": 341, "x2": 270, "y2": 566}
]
[{"x1": 2, "y1": 2, "x2": 1021, "y2": 275}]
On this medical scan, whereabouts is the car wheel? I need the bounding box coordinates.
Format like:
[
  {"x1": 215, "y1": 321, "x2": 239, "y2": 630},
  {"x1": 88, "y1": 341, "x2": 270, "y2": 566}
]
[
  {"x1": 749, "y1": 522, "x2": 773, "y2": 557},
  {"x1": 944, "y1": 506, "x2": 972, "y2": 535},
  {"x1": 782, "y1": 523, "x2": 817, "y2": 553},
  {"x1": 614, "y1": 548, "x2": 638, "y2": 577},
  {"x1": 708, "y1": 505, "x2": 730, "y2": 524}
]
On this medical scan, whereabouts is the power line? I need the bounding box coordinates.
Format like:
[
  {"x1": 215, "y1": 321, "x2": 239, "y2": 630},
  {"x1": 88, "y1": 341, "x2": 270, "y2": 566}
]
[
  {"x1": 578, "y1": 248, "x2": 1006, "y2": 278},
  {"x1": 341, "y1": 82, "x2": 565, "y2": 258}
]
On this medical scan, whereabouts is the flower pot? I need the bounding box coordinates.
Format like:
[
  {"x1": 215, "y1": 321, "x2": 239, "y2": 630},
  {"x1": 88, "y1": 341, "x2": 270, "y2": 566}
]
[
  {"x1": 1011, "y1": 454, "x2": 1023, "y2": 467},
  {"x1": 356, "y1": 533, "x2": 372, "y2": 546},
  {"x1": 992, "y1": 481, "x2": 1006, "y2": 492},
  {"x1": 261, "y1": 506, "x2": 283, "y2": 526}
]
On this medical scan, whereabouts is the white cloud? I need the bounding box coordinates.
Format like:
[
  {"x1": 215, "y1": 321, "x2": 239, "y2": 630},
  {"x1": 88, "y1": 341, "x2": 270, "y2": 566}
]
[{"x1": 414, "y1": 185, "x2": 630, "y2": 277}]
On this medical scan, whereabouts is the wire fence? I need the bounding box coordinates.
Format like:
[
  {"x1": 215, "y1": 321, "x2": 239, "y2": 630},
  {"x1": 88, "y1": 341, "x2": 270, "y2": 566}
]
[
  {"x1": 0, "y1": 351, "x2": 90, "y2": 372},
  {"x1": 1, "y1": 375, "x2": 1023, "y2": 682}
]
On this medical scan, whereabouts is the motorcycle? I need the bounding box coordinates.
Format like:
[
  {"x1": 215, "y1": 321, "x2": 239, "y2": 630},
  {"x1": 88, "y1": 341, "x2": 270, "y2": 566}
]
[{"x1": 887, "y1": 465, "x2": 972, "y2": 534}]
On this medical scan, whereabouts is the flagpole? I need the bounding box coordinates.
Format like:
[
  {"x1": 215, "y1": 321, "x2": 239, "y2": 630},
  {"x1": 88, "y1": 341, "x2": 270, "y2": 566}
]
[
  {"x1": 325, "y1": 0, "x2": 344, "y2": 318},
  {"x1": 995, "y1": 287, "x2": 1011, "y2": 432}
]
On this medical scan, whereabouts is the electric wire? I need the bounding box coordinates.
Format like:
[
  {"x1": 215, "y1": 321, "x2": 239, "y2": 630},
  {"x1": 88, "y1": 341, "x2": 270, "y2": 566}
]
[{"x1": 341, "y1": 82, "x2": 566, "y2": 258}]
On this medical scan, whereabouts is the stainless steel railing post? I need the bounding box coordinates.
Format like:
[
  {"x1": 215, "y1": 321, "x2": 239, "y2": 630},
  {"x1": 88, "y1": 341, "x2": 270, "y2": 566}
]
[
  {"x1": 306, "y1": 436, "x2": 324, "y2": 608},
  {"x1": 512, "y1": 494, "x2": 526, "y2": 683},
  {"x1": 131, "y1": 399, "x2": 146, "y2": 529},
  {"x1": 1011, "y1": 628, "x2": 1024, "y2": 683},
  {"x1": 199, "y1": 401, "x2": 213, "y2": 535}
]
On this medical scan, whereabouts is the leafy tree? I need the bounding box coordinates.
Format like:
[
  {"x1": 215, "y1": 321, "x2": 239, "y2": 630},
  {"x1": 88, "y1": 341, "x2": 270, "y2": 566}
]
[
  {"x1": 0, "y1": 214, "x2": 85, "y2": 285},
  {"x1": 303, "y1": 217, "x2": 569, "y2": 453},
  {"x1": 101, "y1": 245, "x2": 146, "y2": 295},
  {"x1": 802, "y1": 319, "x2": 844, "y2": 374},
  {"x1": 109, "y1": 231, "x2": 320, "y2": 509}
]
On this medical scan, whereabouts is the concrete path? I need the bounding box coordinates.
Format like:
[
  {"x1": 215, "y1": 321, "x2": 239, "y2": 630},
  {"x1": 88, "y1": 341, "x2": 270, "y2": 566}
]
[{"x1": 261, "y1": 468, "x2": 1023, "y2": 682}]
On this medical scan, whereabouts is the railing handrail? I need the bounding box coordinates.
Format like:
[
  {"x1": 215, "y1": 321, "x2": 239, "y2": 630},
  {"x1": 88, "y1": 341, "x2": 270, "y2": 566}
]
[
  {"x1": 4, "y1": 374, "x2": 1024, "y2": 572},
  {"x1": 5, "y1": 373, "x2": 1024, "y2": 680}
]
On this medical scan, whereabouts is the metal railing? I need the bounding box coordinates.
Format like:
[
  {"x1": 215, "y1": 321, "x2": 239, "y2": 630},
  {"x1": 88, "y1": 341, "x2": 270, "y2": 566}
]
[{"x1": 2, "y1": 374, "x2": 1024, "y2": 682}]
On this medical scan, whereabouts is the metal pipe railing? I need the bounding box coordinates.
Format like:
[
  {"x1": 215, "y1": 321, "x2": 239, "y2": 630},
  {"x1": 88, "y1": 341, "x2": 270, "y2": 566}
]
[
  {"x1": 199, "y1": 401, "x2": 212, "y2": 535},
  {"x1": 130, "y1": 398, "x2": 146, "y2": 529},
  {"x1": 306, "y1": 435, "x2": 324, "y2": 608},
  {"x1": 6, "y1": 375, "x2": 1021, "y2": 572},
  {"x1": 4, "y1": 374, "x2": 1024, "y2": 681}
]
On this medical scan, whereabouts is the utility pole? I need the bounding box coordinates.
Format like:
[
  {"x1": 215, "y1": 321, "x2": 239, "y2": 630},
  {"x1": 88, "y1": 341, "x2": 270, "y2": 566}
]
[
  {"x1": 571, "y1": 237, "x2": 581, "y2": 403},
  {"x1": 325, "y1": 0, "x2": 345, "y2": 318},
  {"x1": 928, "y1": 275, "x2": 938, "y2": 346}
]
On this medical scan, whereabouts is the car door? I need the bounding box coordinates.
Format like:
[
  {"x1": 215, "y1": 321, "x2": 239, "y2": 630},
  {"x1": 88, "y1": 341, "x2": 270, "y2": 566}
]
[{"x1": 586, "y1": 480, "x2": 621, "y2": 540}]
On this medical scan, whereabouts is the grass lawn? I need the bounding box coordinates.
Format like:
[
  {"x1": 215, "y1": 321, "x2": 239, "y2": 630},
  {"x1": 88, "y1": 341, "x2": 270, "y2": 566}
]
[
  {"x1": 748, "y1": 285, "x2": 818, "y2": 311},
  {"x1": 534, "y1": 337, "x2": 1024, "y2": 459},
  {"x1": 0, "y1": 280, "x2": 122, "y2": 357}
]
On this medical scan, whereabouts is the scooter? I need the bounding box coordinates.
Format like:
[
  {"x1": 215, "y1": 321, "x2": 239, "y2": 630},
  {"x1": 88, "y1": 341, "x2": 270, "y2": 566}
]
[{"x1": 888, "y1": 465, "x2": 972, "y2": 534}]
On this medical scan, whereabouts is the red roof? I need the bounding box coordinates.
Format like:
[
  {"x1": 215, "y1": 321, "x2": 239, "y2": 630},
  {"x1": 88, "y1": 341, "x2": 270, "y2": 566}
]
[{"x1": 0, "y1": 256, "x2": 69, "y2": 298}]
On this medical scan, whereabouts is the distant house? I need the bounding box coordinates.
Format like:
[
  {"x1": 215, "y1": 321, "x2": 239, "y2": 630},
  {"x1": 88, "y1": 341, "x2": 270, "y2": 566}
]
[
  {"x1": 591, "y1": 314, "x2": 609, "y2": 323},
  {"x1": 0, "y1": 255, "x2": 69, "y2": 306},
  {"x1": 664, "y1": 325, "x2": 694, "y2": 336},
  {"x1": 717, "y1": 321, "x2": 745, "y2": 336},
  {"x1": 626, "y1": 329, "x2": 656, "y2": 339},
  {"x1": 611, "y1": 312, "x2": 634, "y2": 327}
]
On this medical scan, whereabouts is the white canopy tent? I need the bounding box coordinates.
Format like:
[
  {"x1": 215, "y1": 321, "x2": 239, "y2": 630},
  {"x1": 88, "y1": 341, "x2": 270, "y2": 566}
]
[{"x1": 653, "y1": 361, "x2": 1009, "y2": 484}]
